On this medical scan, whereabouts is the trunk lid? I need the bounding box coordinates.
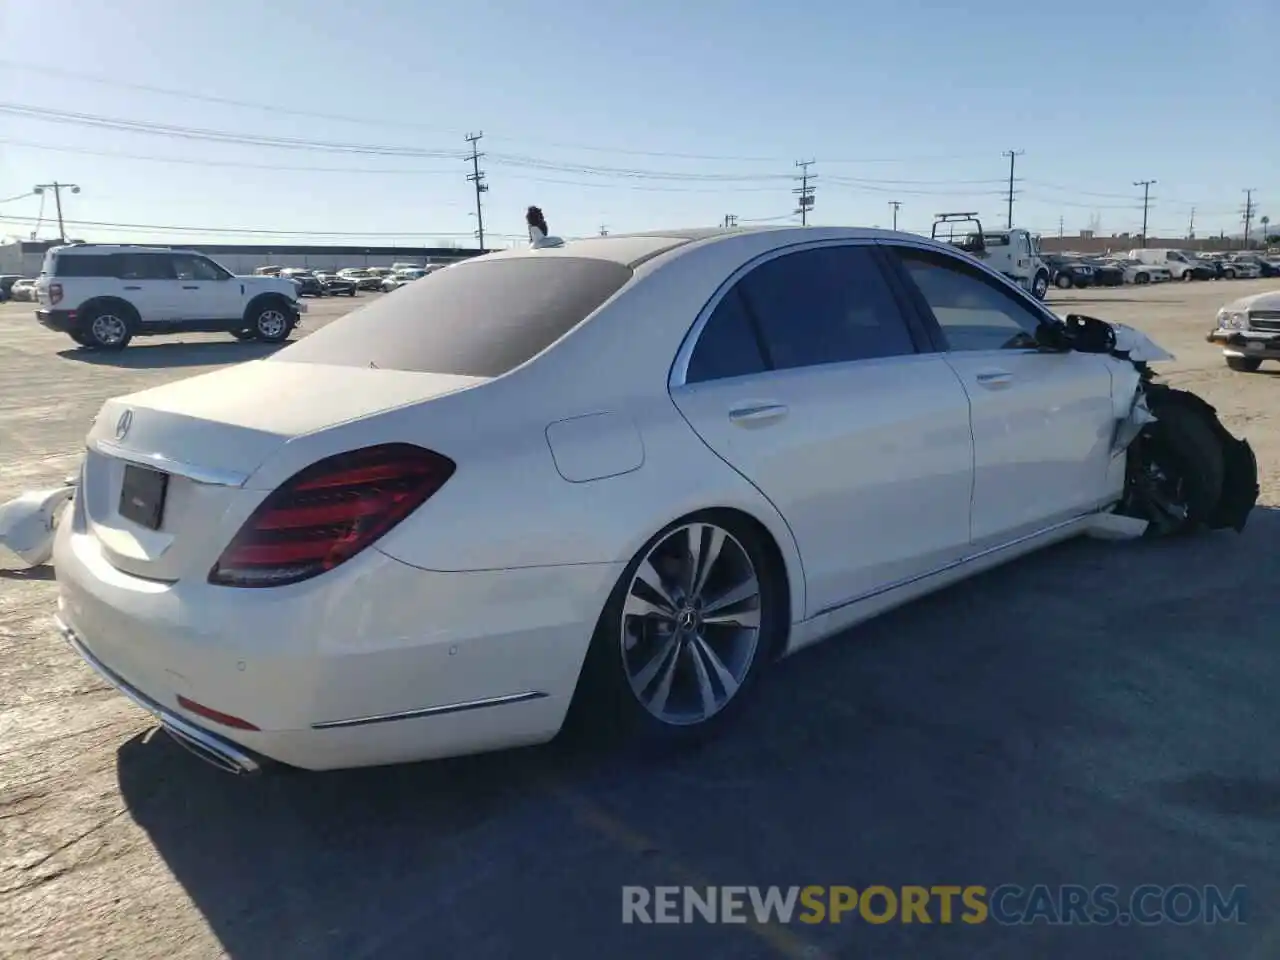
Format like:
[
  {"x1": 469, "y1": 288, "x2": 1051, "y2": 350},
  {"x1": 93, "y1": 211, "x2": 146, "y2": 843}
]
[{"x1": 81, "y1": 360, "x2": 485, "y2": 582}]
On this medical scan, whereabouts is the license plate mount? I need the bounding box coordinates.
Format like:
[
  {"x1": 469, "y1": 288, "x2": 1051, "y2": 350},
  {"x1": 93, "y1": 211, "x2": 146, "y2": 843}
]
[{"x1": 119, "y1": 464, "x2": 169, "y2": 530}]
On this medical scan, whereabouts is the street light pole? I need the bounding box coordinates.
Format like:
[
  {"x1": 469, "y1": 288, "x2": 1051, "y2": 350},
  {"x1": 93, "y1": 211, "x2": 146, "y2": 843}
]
[{"x1": 32, "y1": 182, "x2": 81, "y2": 242}]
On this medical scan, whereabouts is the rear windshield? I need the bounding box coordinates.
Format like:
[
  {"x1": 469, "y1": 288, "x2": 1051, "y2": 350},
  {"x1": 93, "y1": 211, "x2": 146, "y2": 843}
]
[{"x1": 275, "y1": 256, "x2": 634, "y2": 377}]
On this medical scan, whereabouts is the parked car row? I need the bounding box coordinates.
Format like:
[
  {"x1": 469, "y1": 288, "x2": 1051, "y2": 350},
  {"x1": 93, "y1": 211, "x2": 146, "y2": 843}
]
[
  {"x1": 1043, "y1": 247, "x2": 1280, "y2": 288},
  {"x1": 249, "y1": 263, "x2": 447, "y2": 295},
  {"x1": 2, "y1": 276, "x2": 39, "y2": 301}
]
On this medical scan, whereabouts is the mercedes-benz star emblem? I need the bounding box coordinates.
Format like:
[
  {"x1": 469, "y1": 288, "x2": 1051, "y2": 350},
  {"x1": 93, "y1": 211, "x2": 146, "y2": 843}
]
[{"x1": 114, "y1": 409, "x2": 133, "y2": 440}]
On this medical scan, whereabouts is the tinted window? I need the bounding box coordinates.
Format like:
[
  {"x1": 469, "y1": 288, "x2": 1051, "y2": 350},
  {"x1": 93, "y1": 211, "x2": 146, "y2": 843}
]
[
  {"x1": 52, "y1": 255, "x2": 114, "y2": 278},
  {"x1": 736, "y1": 245, "x2": 916, "y2": 370},
  {"x1": 685, "y1": 287, "x2": 767, "y2": 383},
  {"x1": 896, "y1": 250, "x2": 1043, "y2": 352},
  {"x1": 116, "y1": 253, "x2": 176, "y2": 280},
  {"x1": 275, "y1": 256, "x2": 633, "y2": 377},
  {"x1": 171, "y1": 254, "x2": 228, "y2": 281}
]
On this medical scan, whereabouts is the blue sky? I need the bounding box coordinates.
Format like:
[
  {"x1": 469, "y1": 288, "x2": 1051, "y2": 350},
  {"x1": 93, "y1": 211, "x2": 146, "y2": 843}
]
[{"x1": 1, "y1": 0, "x2": 1275, "y2": 248}]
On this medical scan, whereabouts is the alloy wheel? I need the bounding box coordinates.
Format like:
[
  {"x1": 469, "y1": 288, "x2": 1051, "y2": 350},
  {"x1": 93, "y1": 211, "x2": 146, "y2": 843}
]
[{"x1": 619, "y1": 522, "x2": 762, "y2": 726}]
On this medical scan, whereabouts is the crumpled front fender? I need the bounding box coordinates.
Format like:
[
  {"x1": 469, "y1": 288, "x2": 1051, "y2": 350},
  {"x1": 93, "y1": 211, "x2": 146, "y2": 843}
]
[{"x1": 0, "y1": 482, "x2": 77, "y2": 568}]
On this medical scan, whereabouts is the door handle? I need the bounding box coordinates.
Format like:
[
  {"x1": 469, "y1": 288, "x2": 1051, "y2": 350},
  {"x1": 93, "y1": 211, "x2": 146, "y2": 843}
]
[
  {"x1": 182, "y1": 285, "x2": 200, "y2": 290},
  {"x1": 123, "y1": 285, "x2": 141, "y2": 290},
  {"x1": 975, "y1": 371, "x2": 1012, "y2": 388},
  {"x1": 729, "y1": 403, "x2": 789, "y2": 425}
]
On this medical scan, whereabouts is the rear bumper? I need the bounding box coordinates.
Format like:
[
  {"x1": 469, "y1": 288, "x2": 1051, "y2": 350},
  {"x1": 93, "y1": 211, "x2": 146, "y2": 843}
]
[
  {"x1": 36, "y1": 308, "x2": 81, "y2": 333},
  {"x1": 56, "y1": 616, "x2": 266, "y2": 774},
  {"x1": 52, "y1": 516, "x2": 620, "y2": 772}
]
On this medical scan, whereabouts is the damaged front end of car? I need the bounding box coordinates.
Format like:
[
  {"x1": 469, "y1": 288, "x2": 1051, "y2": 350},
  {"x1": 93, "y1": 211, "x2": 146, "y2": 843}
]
[{"x1": 1051, "y1": 314, "x2": 1259, "y2": 538}]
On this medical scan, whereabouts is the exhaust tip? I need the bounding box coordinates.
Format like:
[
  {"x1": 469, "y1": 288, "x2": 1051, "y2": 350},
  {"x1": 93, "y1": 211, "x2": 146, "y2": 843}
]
[{"x1": 162, "y1": 724, "x2": 259, "y2": 776}]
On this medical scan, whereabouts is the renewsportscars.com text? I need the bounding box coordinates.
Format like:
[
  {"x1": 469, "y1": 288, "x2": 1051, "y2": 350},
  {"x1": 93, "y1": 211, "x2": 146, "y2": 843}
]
[{"x1": 621, "y1": 884, "x2": 1247, "y2": 926}]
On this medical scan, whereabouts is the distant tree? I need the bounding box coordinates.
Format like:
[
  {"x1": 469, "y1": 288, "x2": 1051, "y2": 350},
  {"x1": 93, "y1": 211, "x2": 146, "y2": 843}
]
[{"x1": 1267, "y1": 235, "x2": 1280, "y2": 245}]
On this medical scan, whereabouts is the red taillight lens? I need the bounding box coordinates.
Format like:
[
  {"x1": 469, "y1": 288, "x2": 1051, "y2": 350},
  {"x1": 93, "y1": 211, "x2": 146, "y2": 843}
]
[
  {"x1": 49, "y1": 282, "x2": 63, "y2": 305},
  {"x1": 208, "y1": 443, "x2": 454, "y2": 588}
]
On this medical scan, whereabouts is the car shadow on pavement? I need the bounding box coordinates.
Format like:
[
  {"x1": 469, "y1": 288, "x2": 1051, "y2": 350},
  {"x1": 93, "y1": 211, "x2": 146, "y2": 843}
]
[
  {"x1": 57, "y1": 341, "x2": 287, "y2": 369},
  {"x1": 115, "y1": 508, "x2": 1280, "y2": 960}
]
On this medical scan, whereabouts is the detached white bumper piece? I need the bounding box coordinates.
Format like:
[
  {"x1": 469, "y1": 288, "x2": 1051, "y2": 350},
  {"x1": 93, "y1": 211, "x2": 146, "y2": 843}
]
[{"x1": 0, "y1": 484, "x2": 76, "y2": 567}]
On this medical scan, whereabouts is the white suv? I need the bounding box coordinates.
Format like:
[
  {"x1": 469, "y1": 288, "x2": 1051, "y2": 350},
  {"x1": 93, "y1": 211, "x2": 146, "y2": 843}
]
[{"x1": 34, "y1": 243, "x2": 306, "y2": 350}]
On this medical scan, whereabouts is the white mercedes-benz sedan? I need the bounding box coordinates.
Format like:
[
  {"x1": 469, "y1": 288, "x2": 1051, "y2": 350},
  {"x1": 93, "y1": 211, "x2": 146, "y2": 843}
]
[{"x1": 50, "y1": 226, "x2": 1254, "y2": 774}]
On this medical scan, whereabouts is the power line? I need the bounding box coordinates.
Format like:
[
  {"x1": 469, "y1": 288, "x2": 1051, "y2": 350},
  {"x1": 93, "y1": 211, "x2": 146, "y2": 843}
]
[
  {"x1": 1002, "y1": 149, "x2": 1024, "y2": 228},
  {"x1": 464, "y1": 132, "x2": 488, "y2": 249},
  {"x1": 0, "y1": 102, "x2": 1016, "y2": 186},
  {"x1": 0, "y1": 72, "x2": 984, "y2": 164},
  {"x1": 794, "y1": 160, "x2": 816, "y2": 226},
  {"x1": 0, "y1": 213, "x2": 523, "y2": 239},
  {"x1": 1133, "y1": 180, "x2": 1157, "y2": 247}
]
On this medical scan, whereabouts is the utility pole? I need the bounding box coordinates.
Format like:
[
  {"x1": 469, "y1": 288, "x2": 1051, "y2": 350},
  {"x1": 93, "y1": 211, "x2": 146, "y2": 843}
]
[
  {"x1": 1187, "y1": 207, "x2": 1195, "y2": 240},
  {"x1": 888, "y1": 201, "x2": 901, "y2": 231},
  {"x1": 1002, "y1": 150, "x2": 1023, "y2": 229},
  {"x1": 1058, "y1": 215, "x2": 1064, "y2": 240},
  {"x1": 793, "y1": 160, "x2": 816, "y2": 226},
  {"x1": 1133, "y1": 180, "x2": 1156, "y2": 247},
  {"x1": 722, "y1": 214, "x2": 738, "y2": 229},
  {"x1": 464, "y1": 132, "x2": 487, "y2": 250},
  {"x1": 599, "y1": 224, "x2": 608, "y2": 236},
  {"x1": 32, "y1": 182, "x2": 81, "y2": 242},
  {"x1": 1242, "y1": 189, "x2": 1256, "y2": 249}
]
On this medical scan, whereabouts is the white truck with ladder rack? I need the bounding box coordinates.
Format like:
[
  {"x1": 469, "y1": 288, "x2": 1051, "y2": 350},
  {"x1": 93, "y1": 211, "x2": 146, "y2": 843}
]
[{"x1": 931, "y1": 212, "x2": 1051, "y2": 301}]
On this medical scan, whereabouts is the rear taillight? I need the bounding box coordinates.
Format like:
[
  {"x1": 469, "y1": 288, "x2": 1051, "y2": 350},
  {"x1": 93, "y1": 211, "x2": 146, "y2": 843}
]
[
  {"x1": 49, "y1": 282, "x2": 63, "y2": 305},
  {"x1": 208, "y1": 443, "x2": 454, "y2": 588}
]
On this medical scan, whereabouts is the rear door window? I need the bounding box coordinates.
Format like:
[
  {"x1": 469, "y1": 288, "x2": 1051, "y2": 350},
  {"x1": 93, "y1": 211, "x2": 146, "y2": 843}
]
[
  {"x1": 116, "y1": 253, "x2": 177, "y2": 280},
  {"x1": 276, "y1": 256, "x2": 634, "y2": 377}
]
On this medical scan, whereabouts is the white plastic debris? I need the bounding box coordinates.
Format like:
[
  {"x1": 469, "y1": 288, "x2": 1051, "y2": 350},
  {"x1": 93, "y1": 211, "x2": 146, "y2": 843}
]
[
  {"x1": 0, "y1": 485, "x2": 76, "y2": 568},
  {"x1": 1110, "y1": 323, "x2": 1175, "y2": 363},
  {"x1": 1082, "y1": 513, "x2": 1149, "y2": 541}
]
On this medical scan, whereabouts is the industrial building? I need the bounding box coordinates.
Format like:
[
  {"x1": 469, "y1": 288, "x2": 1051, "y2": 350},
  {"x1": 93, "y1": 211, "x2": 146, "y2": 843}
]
[{"x1": 0, "y1": 239, "x2": 488, "y2": 278}]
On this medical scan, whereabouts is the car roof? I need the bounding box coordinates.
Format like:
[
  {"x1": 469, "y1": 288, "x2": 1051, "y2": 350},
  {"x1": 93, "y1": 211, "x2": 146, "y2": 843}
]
[{"x1": 478, "y1": 225, "x2": 932, "y2": 269}]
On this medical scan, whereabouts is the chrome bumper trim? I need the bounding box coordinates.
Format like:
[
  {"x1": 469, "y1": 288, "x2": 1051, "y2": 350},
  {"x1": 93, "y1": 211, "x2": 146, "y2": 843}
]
[
  {"x1": 55, "y1": 616, "x2": 261, "y2": 775},
  {"x1": 310, "y1": 691, "x2": 549, "y2": 730}
]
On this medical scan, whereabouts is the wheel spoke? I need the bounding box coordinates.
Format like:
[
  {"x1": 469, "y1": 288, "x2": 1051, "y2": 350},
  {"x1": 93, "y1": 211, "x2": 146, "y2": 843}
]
[
  {"x1": 632, "y1": 559, "x2": 678, "y2": 615},
  {"x1": 703, "y1": 606, "x2": 760, "y2": 629},
  {"x1": 624, "y1": 591, "x2": 677, "y2": 622},
  {"x1": 630, "y1": 633, "x2": 679, "y2": 694},
  {"x1": 686, "y1": 638, "x2": 718, "y2": 717},
  {"x1": 686, "y1": 524, "x2": 726, "y2": 601},
  {"x1": 693, "y1": 633, "x2": 740, "y2": 700},
  {"x1": 703, "y1": 575, "x2": 759, "y2": 616},
  {"x1": 644, "y1": 640, "x2": 681, "y2": 715}
]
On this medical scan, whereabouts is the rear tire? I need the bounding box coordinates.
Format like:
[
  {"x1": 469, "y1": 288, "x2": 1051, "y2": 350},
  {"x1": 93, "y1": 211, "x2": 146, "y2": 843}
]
[
  {"x1": 1031, "y1": 272, "x2": 1049, "y2": 300},
  {"x1": 1136, "y1": 272, "x2": 1149, "y2": 284},
  {"x1": 1226, "y1": 356, "x2": 1263, "y2": 373},
  {"x1": 1223, "y1": 268, "x2": 1236, "y2": 279},
  {"x1": 565, "y1": 512, "x2": 786, "y2": 749},
  {"x1": 1055, "y1": 273, "x2": 1073, "y2": 290},
  {"x1": 82, "y1": 305, "x2": 135, "y2": 350},
  {"x1": 230, "y1": 329, "x2": 257, "y2": 341},
  {"x1": 68, "y1": 331, "x2": 95, "y2": 348}
]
